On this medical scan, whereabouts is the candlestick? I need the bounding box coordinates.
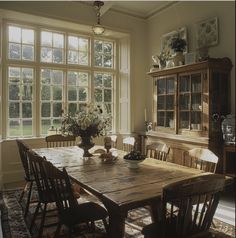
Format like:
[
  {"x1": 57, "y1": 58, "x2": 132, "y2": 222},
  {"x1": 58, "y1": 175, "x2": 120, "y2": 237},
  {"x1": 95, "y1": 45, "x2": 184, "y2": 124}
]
[{"x1": 144, "y1": 108, "x2": 147, "y2": 122}]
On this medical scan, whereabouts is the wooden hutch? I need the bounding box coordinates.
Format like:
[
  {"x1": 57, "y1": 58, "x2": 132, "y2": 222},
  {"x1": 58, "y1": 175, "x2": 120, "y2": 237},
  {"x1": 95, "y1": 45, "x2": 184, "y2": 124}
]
[{"x1": 141, "y1": 58, "x2": 233, "y2": 173}]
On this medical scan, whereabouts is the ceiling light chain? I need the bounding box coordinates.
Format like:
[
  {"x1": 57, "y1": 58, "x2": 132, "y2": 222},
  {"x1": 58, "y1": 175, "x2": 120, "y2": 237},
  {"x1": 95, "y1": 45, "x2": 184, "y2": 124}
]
[{"x1": 92, "y1": 1, "x2": 105, "y2": 35}]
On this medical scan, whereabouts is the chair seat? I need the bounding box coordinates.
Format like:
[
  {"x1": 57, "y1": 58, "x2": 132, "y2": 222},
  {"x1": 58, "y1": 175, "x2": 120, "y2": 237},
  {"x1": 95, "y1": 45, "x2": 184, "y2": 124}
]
[{"x1": 60, "y1": 202, "x2": 108, "y2": 226}]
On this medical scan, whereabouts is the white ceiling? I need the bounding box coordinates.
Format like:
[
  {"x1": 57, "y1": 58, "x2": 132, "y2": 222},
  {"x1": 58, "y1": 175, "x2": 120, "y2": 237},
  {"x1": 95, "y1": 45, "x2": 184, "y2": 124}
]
[{"x1": 82, "y1": 1, "x2": 178, "y2": 19}]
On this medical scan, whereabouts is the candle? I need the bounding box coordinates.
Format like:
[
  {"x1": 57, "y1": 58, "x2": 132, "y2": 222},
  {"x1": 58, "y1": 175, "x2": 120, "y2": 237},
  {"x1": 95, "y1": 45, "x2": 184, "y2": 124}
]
[{"x1": 144, "y1": 108, "x2": 147, "y2": 122}]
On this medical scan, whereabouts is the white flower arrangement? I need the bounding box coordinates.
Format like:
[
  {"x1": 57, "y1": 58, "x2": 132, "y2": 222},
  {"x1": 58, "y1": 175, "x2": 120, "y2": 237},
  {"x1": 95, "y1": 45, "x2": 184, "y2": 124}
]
[{"x1": 61, "y1": 103, "x2": 111, "y2": 138}]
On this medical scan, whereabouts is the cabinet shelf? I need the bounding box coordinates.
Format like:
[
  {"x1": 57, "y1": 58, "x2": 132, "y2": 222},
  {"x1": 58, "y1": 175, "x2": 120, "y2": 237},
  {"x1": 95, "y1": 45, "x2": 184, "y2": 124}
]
[{"x1": 145, "y1": 58, "x2": 233, "y2": 172}]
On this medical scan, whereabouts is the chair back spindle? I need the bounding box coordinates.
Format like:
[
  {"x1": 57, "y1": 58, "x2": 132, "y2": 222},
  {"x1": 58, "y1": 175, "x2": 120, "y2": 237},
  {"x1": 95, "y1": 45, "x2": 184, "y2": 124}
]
[
  {"x1": 146, "y1": 142, "x2": 170, "y2": 161},
  {"x1": 45, "y1": 134, "x2": 76, "y2": 148}
]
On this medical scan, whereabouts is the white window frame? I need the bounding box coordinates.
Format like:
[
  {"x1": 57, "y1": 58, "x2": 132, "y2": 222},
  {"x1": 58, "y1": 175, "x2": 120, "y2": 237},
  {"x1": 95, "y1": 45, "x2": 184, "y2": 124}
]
[{"x1": 1, "y1": 19, "x2": 118, "y2": 139}]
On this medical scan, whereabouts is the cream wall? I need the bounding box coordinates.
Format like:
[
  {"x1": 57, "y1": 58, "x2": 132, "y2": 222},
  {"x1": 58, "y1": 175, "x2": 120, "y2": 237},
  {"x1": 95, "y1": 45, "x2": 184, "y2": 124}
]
[
  {"x1": 0, "y1": 1, "x2": 235, "y2": 187},
  {"x1": 146, "y1": 1, "x2": 235, "y2": 119}
]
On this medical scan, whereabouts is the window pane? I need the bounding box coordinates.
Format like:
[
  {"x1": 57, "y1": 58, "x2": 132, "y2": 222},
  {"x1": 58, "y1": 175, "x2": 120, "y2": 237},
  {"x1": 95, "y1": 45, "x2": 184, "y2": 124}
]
[
  {"x1": 53, "y1": 33, "x2": 64, "y2": 48},
  {"x1": 9, "y1": 120, "x2": 21, "y2": 136},
  {"x1": 41, "y1": 86, "x2": 50, "y2": 100},
  {"x1": 41, "y1": 119, "x2": 51, "y2": 134},
  {"x1": 41, "y1": 31, "x2": 52, "y2": 47},
  {"x1": 9, "y1": 67, "x2": 20, "y2": 83},
  {"x1": 95, "y1": 54, "x2": 102, "y2": 67},
  {"x1": 9, "y1": 43, "x2": 21, "y2": 59},
  {"x1": 68, "y1": 51, "x2": 78, "y2": 64},
  {"x1": 22, "y1": 29, "x2": 34, "y2": 44},
  {"x1": 53, "y1": 86, "x2": 62, "y2": 100},
  {"x1": 68, "y1": 103, "x2": 77, "y2": 115},
  {"x1": 41, "y1": 69, "x2": 51, "y2": 84},
  {"x1": 41, "y1": 103, "x2": 51, "y2": 117},
  {"x1": 9, "y1": 85, "x2": 20, "y2": 100},
  {"x1": 94, "y1": 74, "x2": 102, "y2": 87},
  {"x1": 78, "y1": 88, "x2": 87, "y2": 101},
  {"x1": 79, "y1": 73, "x2": 88, "y2": 86},
  {"x1": 22, "y1": 85, "x2": 33, "y2": 100},
  {"x1": 52, "y1": 70, "x2": 63, "y2": 84},
  {"x1": 79, "y1": 51, "x2": 88, "y2": 65},
  {"x1": 68, "y1": 88, "x2": 77, "y2": 101},
  {"x1": 22, "y1": 68, "x2": 33, "y2": 84},
  {"x1": 53, "y1": 103, "x2": 62, "y2": 117},
  {"x1": 79, "y1": 38, "x2": 88, "y2": 51},
  {"x1": 104, "y1": 42, "x2": 112, "y2": 54},
  {"x1": 68, "y1": 36, "x2": 78, "y2": 50},
  {"x1": 94, "y1": 88, "x2": 102, "y2": 102},
  {"x1": 9, "y1": 26, "x2": 21, "y2": 43},
  {"x1": 23, "y1": 120, "x2": 32, "y2": 136},
  {"x1": 41, "y1": 47, "x2": 52, "y2": 62},
  {"x1": 94, "y1": 40, "x2": 102, "y2": 52},
  {"x1": 68, "y1": 72, "x2": 77, "y2": 85},
  {"x1": 104, "y1": 55, "x2": 112, "y2": 67},
  {"x1": 53, "y1": 48, "x2": 63, "y2": 63},
  {"x1": 9, "y1": 102, "x2": 20, "y2": 118},
  {"x1": 22, "y1": 45, "x2": 34, "y2": 61},
  {"x1": 104, "y1": 75, "x2": 112, "y2": 87},
  {"x1": 22, "y1": 103, "x2": 32, "y2": 118},
  {"x1": 104, "y1": 89, "x2": 112, "y2": 102}
]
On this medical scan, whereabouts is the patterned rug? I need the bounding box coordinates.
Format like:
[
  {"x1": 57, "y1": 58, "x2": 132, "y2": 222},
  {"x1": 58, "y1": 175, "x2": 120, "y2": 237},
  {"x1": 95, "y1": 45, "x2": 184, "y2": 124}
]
[{"x1": 0, "y1": 188, "x2": 235, "y2": 238}]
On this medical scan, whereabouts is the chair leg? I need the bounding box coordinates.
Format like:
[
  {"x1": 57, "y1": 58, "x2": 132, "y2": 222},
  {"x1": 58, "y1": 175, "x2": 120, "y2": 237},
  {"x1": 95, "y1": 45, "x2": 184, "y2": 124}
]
[
  {"x1": 24, "y1": 181, "x2": 33, "y2": 217},
  {"x1": 38, "y1": 203, "x2": 48, "y2": 238},
  {"x1": 30, "y1": 202, "x2": 41, "y2": 232},
  {"x1": 54, "y1": 223, "x2": 62, "y2": 238},
  {"x1": 19, "y1": 181, "x2": 28, "y2": 202},
  {"x1": 102, "y1": 218, "x2": 109, "y2": 233}
]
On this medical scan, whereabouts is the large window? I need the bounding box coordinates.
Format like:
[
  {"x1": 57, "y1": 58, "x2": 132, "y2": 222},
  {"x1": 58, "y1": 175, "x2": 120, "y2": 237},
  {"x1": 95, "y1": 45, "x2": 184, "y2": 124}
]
[{"x1": 4, "y1": 23, "x2": 116, "y2": 138}]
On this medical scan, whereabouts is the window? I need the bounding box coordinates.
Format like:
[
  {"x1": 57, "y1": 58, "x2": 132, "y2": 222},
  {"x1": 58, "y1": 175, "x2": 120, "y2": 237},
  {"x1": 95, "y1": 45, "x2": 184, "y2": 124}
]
[
  {"x1": 4, "y1": 23, "x2": 116, "y2": 138},
  {"x1": 8, "y1": 66, "x2": 34, "y2": 137},
  {"x1": 8, "y1": 26, "x2": 35, "y2": 61},
  {"x1": 68, "y1": 35, "x2": 89, "y2": 65},
  {"x1": 41, "y1": 31, "x2": 64, "y2": 64}
]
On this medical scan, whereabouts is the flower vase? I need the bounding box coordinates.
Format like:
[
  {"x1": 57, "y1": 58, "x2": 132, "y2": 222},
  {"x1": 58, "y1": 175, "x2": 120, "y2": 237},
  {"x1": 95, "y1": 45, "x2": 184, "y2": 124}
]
[
  {"x1": 173, "y1": 51, "x2": 184, "y2": 66},
  {"x1": 78, "y1": 136, "x2": 95, "y2": 157}
]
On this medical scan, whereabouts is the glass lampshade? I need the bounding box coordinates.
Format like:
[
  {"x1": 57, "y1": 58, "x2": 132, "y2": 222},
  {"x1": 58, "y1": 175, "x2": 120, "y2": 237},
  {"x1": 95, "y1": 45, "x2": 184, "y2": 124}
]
[{"x1": 92, "y1": 24, "x2": 105, "y2": 35}]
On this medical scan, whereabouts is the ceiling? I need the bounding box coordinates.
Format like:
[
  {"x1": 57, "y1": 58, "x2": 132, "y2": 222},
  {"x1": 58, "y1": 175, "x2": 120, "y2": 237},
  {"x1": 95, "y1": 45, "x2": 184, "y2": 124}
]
[{"x1": 82, "y1": 1, "x2": 178, "y2": 19}]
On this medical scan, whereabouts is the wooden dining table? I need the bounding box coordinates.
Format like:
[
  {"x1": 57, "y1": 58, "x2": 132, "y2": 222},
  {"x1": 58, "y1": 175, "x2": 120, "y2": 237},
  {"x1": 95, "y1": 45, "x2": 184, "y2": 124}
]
[{"x1": 33, "y1": 145, "x2": 205, "y2": 238}]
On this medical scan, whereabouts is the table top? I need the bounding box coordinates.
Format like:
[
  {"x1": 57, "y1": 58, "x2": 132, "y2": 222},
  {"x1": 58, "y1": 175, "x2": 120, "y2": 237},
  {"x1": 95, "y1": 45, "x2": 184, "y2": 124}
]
[{"x1": 33, "y1": 146, "x2": 204, "y2": 212}]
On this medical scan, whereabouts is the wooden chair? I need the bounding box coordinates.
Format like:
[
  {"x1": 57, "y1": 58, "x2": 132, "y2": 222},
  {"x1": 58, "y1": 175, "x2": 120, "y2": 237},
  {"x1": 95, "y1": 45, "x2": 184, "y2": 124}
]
[
  {"x1": 142, "y1": 174, "x2": 225, "y2": 238},
  {"x1": 27, "y1": 150, "x2": 59, "y2": 237},
  {"x1": 122, "y1": 136, "x2": 136, "y2": 152},
  {"x1": 146, "y1": 143, "x2": 170, "y2": 161},
  {"x1": 16, "y1": 139, "x2": 35, "y2": 217},
  {"x1": 45, "y1": 134, "x2": 76, "y2": 148},
  {"x1": 42, "y1": 160, "x2": 108, "y2": 238},
  {"x1": 182, "y1": 148, "x2": 219, "y2": 173},
  {"x1": 109, "y1": 134, "x2": 118, "y2": 148}
]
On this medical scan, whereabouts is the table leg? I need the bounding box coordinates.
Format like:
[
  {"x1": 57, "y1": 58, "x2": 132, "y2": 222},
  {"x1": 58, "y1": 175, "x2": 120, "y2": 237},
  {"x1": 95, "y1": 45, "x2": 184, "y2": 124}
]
[
  {"x1": 108, "y1": 212, "x2": 126, "y2": 238},
  {"x1": 150, "y1": 202, "x2": 162, "y2": 222}
]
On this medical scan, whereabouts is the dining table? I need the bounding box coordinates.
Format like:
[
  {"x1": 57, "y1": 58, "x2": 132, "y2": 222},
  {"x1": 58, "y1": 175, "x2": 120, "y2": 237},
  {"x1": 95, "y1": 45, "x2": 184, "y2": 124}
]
[{"x1": 33, "y1": 145, "x2": 206, "y2": 238}]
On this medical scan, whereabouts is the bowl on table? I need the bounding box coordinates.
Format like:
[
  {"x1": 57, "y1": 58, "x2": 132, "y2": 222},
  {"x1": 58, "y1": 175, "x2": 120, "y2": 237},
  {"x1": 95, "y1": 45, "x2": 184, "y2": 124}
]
[{"x1": 123, "y1": 151, "x2": 145, "y2": 169}]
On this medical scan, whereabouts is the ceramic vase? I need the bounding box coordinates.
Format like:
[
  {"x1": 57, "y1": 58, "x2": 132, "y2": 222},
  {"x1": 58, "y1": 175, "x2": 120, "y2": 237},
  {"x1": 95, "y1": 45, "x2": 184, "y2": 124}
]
[{"x1": 78, "y1": 136, "x2": 95, "y2": 157}]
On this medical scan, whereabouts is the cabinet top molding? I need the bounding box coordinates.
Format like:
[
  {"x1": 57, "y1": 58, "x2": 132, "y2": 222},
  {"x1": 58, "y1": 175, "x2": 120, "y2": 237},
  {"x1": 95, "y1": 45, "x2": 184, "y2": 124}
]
[{"x1": 147, "y1": 57, "x2": 233, "y2": 77}]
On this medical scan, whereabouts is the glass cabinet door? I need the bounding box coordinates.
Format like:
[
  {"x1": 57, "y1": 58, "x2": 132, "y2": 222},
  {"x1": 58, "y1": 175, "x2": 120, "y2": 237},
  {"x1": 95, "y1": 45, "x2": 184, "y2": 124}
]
[
  {"x1": 179, "y1": 72, "x2": 202, "y2": 131},
  {"x1": 156, "y1": 77, "x2": 175, "y2": 129}
]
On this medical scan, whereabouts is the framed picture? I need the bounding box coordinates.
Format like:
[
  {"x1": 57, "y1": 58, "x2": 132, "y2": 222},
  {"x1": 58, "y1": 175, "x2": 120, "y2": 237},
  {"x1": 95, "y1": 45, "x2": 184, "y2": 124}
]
[
  {"x1": 185, "y1": 53, "x2": 196, "y2": 65},
  {"x1": 161, "y1": 27, "x2": 188, "y2": 55},
  {"x1": 196, "y1": 17, "x2": 218, "y2": 49}
]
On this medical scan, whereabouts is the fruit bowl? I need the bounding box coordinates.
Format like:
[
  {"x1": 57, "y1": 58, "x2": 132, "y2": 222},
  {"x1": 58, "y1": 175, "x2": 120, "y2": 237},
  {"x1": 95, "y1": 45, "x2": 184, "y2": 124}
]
[{"x1": 123, "y1": 151, "x2": 145, "y2": 169}]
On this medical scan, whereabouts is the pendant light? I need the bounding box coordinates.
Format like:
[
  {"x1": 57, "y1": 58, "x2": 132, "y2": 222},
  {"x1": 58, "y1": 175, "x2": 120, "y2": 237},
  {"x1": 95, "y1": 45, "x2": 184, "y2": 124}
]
[{"x1": 92, "y1": 1, "x2": 105, "y2": 35}]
